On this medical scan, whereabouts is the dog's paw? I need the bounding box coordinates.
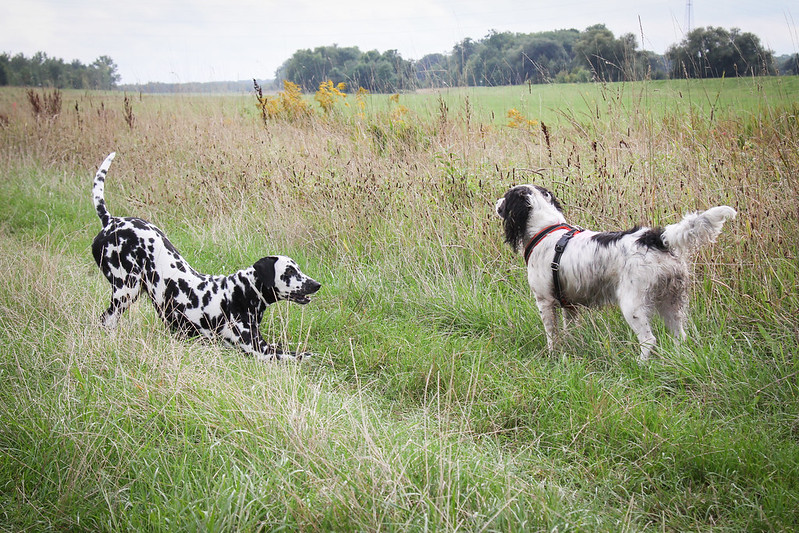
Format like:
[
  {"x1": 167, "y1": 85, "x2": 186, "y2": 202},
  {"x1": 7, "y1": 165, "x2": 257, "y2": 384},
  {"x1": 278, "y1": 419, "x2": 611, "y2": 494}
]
[
  {"x1": 296, "y1": 351, "x2": 316, "y2": 362},
  {"x1": 272, "y1": 351, "x2": 315, "y2": 362}
]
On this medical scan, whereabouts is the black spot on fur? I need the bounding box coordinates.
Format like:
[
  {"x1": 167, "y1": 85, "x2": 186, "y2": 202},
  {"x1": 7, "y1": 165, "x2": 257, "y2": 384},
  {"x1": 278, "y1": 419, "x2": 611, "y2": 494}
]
[
  {"x1": 281, "y1": 265, "x2": 300, "y2": 285},
  {"x1": 592, "y1": 227, "x2": 641, "y2": 247},
  {"x1": 202, "y1": 290, "x2": 213, "y2": 307},
  {"x1": 637, "y1": 228, "x2": 668, "y2": 251},
  {"x1": 178, "y1": 279, "x2": 199, "y2": 307},
  {"x1": 199, "y1": 312, "x2": 223, "y2": 333}
]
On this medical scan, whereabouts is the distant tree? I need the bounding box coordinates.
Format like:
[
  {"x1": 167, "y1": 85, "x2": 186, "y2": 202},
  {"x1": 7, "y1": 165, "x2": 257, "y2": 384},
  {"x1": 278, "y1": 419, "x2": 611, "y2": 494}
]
[
  {"x1": 276, "y1": 45, "x2": 412, "y2": 93},
  {"x1": 67, "y1": 59, "x2": 88, "y2": 88},
  {"x1": 89, "y1": 55, "x2": 121, "y2": 89},
  {"x1": 779, "y1": 53, "x2": 799, "y2": 75},
  {"x1": 573, "y1": 24, "x2": 646, "y2": 82},
  {"x1": 451, "y1": 29, "x2": 580, "y2": 86},
  {"x1": 643, "y1": 51, "x2": 668, "y2": 80},
  {"x1": 516, "y1": 36, "x2": 572, "y2": 83},
  {"x1": 277, "y1": 48, "x2": 329, "y2": 92},
  {"x1": 450, "y1": 38, "x2": 478, "y2": 85},
  {"x1": 416, "y1": 53, "x2": 449, "y2": 87},
  {"x1": 0, "y1": 53, "x2": 9, "y2": 85},
  {"x1": 0, "y1": 52, "x2": 120, "y2": 89},
  {"x1": 268, "y1": 24, "x2": 776, "y2": 91},
  {"x1": 350, "y1": 50, "x2": 400, "y2": 93},
  {"x1": 9, "y1": 53, "x2": 32, "y2": 85},
  {"x1": 466, "y1": 31, "x2": 514, "y2": 86},
  {"x1": 665, "y1": 26, "x2": 774, "y2": 78}
]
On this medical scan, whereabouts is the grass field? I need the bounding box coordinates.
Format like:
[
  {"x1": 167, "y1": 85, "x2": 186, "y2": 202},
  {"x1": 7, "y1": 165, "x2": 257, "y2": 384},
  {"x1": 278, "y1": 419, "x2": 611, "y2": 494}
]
[{"x1": 1, "y1": 78, "x2": 798, "y2": 531}]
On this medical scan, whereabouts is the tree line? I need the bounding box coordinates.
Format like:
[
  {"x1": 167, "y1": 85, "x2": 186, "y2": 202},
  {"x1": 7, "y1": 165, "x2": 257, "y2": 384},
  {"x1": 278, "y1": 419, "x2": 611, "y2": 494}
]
[
  {"x1": 0, "y1": 52, "x2": 120, "y2": 90},
  {"x1": 2, "y1": 25, "x2": 797, "y2": 93},
  {"x1": 278, "y1": 25, "x2": 795, "y2": 93}
]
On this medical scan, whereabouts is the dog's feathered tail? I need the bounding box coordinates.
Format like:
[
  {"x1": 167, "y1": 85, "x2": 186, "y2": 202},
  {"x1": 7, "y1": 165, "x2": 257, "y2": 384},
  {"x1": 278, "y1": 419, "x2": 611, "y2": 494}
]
[
  {"x1": 93, "y1": 152, "x2": 116, "y2": 227},
  {"x1": 661, "y1": 206, "x2": 736, "y2": 255}
]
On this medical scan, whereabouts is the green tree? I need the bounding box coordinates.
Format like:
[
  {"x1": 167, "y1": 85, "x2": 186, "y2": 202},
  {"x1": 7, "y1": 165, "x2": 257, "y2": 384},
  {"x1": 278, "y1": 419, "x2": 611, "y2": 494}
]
[
  {"x1": 0, "y1": 53, "x2": 9, "y2": 86},
  {"x1": 415, "y1": 53, "x2": 449, "y2": 88},
  {"x1": 516, "y1": 35, "x2": 573, "y2": 83},
  {"x1": 573, "y1": 24, "x2": 645, "y2": 82},
  {"x1": 350, "y1": 50, "x2": 399, "y2": 93},
  {"x1": 450, "y1": 38, "x2": 478, "y2": 86},
  {"x1": 781, "y1": 54, "x2": 799, "y2": 75},
  {"x1": 89, "y1": 55, "x2": 121, "y2": 89},
  {"x1": 666, "y1": 26, "x2": 774, "y2": 78},
  {"x1": 0, "y1": 52, "x2": 119, "y2": 89},
  {"x1": 276, "y1": 45, "x2": 412, "y2": 93}
]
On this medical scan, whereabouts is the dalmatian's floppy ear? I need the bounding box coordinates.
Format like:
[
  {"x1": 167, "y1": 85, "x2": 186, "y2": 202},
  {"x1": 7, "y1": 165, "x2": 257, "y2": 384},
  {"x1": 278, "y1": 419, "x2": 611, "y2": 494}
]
[{"x1": 253, "y1": 257, "x2": 278, "y2": 287}]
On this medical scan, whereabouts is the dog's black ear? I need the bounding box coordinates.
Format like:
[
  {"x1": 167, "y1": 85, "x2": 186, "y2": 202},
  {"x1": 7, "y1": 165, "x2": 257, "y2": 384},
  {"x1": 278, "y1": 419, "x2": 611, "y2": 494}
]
[
  {"x1": 253, "y1": 257, "x2": 277, "y2": 288},
  {"x1": 501, "y1": 187, "x2": 531, "y2": 250}
]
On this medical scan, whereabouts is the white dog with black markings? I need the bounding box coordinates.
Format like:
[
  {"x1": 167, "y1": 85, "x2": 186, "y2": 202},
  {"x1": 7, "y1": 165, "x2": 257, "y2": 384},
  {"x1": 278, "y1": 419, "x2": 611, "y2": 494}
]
[
  {"x1": 495, "y1": 184, "x2": 736, "y2": 361},
  {"x1": 91, "y1": 152, "x2": 321, "y2": 361}
]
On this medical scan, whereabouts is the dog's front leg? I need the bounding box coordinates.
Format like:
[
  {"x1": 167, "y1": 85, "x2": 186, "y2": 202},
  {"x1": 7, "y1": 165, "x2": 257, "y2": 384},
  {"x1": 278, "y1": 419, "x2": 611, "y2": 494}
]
[
  {"x1": 535, "y1": 296, "x2": 560, "y2": 352},
  {"x1": 219, "y1": 320, "x2": 280, "y2": 362},
  {"x1": 245, "y1": 321, "x2": 311, "y2": 362},
  {"x1": 252, "y1": 332, "x2": 311, "y2": 363}
]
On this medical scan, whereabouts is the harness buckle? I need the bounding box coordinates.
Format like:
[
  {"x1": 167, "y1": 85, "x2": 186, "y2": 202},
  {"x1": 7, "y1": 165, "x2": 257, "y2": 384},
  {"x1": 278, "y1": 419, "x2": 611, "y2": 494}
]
[{"x1": 550, "y1": 261, "x2": 560, "y2": 272}]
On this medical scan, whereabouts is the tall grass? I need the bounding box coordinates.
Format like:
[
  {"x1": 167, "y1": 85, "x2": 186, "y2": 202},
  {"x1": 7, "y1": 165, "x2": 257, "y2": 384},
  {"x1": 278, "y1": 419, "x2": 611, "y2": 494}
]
[{"x1": 1, "y1": 79, "x2": 798, "y2": 531}]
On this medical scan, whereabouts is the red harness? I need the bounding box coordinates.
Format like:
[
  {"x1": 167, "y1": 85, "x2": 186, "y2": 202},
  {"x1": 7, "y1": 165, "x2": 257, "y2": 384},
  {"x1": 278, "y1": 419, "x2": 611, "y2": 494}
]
[{"x1": 523, "y1": 224, "x2": 583, "y2": 308}]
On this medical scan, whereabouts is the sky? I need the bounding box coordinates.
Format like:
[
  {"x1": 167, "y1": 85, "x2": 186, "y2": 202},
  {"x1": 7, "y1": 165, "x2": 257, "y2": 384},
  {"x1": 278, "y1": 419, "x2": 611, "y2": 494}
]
[{"x1": 2, "y1": 0, "x2": 797, "y2": 84}]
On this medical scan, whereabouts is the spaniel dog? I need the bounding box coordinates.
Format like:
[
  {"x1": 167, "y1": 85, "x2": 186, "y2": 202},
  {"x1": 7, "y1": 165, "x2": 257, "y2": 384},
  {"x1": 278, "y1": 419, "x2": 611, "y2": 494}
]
[{"x1": 496, "y1": 184, "x2": 736, "y2": 361}]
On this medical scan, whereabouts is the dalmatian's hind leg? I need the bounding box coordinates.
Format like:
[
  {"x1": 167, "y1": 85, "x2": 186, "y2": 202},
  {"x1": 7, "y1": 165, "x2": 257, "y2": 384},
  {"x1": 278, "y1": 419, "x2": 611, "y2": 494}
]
[{"x1": 101, "y1": 273, "x2": 142, "y2": 329}]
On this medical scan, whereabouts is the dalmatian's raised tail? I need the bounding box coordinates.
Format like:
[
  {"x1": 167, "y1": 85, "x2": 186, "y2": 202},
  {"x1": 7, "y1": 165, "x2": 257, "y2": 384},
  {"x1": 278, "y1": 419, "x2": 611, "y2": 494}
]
[{"x1": 92, "y1": 152, "x2": 116, "y2": 227}]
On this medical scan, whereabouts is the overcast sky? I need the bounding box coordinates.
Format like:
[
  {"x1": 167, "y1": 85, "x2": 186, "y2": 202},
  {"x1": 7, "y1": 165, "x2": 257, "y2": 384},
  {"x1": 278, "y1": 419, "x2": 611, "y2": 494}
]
[{"x1": 2, "y1": 0, "x2": 797, "y2": 84}]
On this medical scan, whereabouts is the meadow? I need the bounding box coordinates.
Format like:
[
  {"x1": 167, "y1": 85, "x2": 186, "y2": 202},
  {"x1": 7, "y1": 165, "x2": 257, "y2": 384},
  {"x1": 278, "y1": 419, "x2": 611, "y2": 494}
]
[{"x1": 0, "y1": 78, "x2": 797, "y2": 531}]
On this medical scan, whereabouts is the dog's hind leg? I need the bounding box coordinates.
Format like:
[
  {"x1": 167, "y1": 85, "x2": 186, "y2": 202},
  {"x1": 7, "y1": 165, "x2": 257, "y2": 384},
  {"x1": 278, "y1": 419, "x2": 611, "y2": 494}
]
[
  {"x1": 101, "y1": 275, "x2": 142, "y2": 329},
  {"x1": 658, "y1": 301, "x2": 687, "y2": 345},
  {"x1": 657, "y1": 282, "x2": 688, "y2": 345},
  {"x1": 619, "y1": 296, "x2": 656, "y2": 362}
]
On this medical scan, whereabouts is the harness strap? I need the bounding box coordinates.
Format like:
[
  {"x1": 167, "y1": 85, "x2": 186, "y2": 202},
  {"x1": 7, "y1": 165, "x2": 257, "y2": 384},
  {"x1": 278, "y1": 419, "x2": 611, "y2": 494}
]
[
  {"x1": 523, "y1": 223, "x2": 583, "y2": 308},
  {"x1": 523, "y1": 224, "x2": 573, "y2": 264},
  {"x1": 551, "y1": 228, "x2": 582, "y2": 308}
]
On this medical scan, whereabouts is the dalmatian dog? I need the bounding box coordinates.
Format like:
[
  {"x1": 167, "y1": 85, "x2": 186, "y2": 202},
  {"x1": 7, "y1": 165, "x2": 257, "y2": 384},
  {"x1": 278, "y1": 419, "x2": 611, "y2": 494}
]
[
  {"x1": 495, "y1": 184, "x2": 736, "y2": 361},
  {"x1": 91, "y1": 152, "x2": 321, "y2": 361}
]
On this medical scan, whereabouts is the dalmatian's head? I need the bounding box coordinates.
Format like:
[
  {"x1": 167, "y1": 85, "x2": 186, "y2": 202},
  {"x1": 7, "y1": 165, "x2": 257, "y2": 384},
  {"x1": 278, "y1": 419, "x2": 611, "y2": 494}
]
[{"x1": 253, "y1": 256, "x2": 321, "y2": 305}]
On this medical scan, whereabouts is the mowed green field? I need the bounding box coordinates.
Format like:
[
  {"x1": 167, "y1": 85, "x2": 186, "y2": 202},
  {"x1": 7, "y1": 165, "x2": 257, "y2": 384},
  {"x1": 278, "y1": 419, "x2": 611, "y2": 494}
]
[
  {"x1": 358, "y1": 75, "x2": 799, "y2": 124},
  {"x1": 1, "y1": 78, "x2": 798, "y2": 531}
]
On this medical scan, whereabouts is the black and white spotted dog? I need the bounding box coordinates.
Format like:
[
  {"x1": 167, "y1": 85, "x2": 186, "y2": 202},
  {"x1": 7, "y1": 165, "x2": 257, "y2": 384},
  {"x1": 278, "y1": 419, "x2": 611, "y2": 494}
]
[
  {"x1": 91, "y1": 152, "x2": 321, "y2": 361},
  {"x1": 495, "y1": 184, "x2": 736, "y2": 361}
]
